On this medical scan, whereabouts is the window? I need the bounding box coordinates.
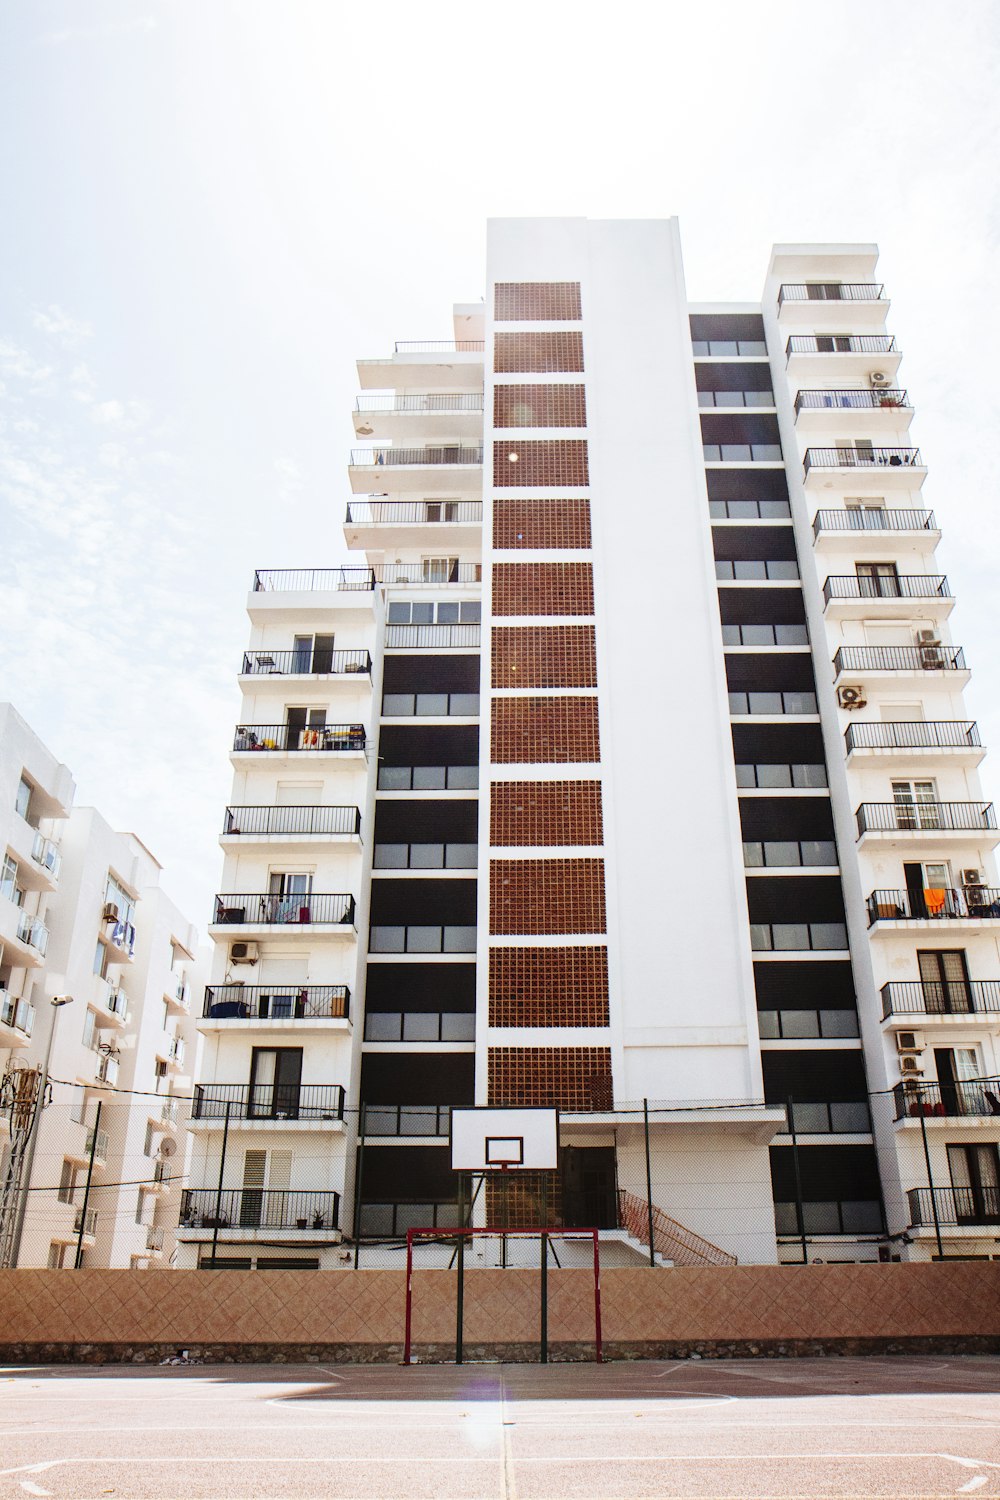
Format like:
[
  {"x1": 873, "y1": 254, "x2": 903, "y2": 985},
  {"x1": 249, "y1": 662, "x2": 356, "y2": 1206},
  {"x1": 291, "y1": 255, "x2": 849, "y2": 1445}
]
[
  {"x1": 387, "y1": 600, "x2": 480, "y2": 625},
  {"x1": 425, "y1": 501, "x2": 458, "y2": 522},
  {"x1": 249, "y1": 1049, "x2": 303, "y2": 1119},
  {"x1": 422, "y1": 557, "x2": 458, "y2": 583},
  {"x1": 82, "y1": 1010, "x2": 97, "y2": 1051},
  {"x1": 1, "y1": 855, "x2": 21, "y2": 906},
  {"x1": 15, "y1": 778, "x2": 32, "y2": 821},
  {"x1": 57, "y1": 1161, "x2": 76, "y2": 1205},
  {"x1": 917, "y1": 951, "x2": 972, "y2": 1014},
  {"x1": 154, "y1": 1058, "x2": 167, "y2": 1080},
  {"x1": 892, "y1": 780, "x2": 939, "y2": 829},
  {"x1": 856, "y1": 562, "x2": 901, "y2": 598},
  {"x1": 93, "y1": 939, "x2": 109, "y2": 978},
  {"x1": 143, "y1": 1123, "x2": 154, "y2": 1157}
]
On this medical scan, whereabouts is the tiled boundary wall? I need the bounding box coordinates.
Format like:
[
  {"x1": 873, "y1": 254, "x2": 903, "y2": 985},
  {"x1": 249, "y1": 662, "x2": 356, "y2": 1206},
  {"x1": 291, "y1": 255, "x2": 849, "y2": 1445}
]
[{"x1": 2, "y1": 1264, "x2": 999, "y2": 1363}]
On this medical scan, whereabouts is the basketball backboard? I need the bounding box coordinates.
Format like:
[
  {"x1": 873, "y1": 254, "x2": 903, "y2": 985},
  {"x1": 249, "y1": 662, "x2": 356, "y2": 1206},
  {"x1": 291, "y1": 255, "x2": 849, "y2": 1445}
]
[{"x1": 450, "y1": 1106, "x2": 559, "y2": 1172}]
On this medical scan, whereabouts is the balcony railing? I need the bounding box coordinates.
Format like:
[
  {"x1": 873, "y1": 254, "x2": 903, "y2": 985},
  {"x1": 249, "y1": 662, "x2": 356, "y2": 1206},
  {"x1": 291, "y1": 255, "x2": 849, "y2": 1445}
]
[
  {"x1": 203, "y1": 984, "x2": 350, "y2": 1022},
  {"x1": 697, "y1": 390, "x2": 775, "y2": 408},
  {"x1": 815, "y1": 508, "x2": 935, "y2": 536},
  {"x1": 692, "y1": 339, "x2": 768, "y2": 356},
  {"x1": 805, "y1": 447, "x2": 922, "y2": 475},
  {"x1": 180, "y1": 1188, "x2": 340, "y2": 1232},
  {"x1": 895, "y1": 1079, "x2": 1000, "y2": 1121},
  {"x1": 0, "y1": 991, "x2": 33, "y2": 1038},
  {"x1": 359, "y1": 1200, "x2": 461, "y2": 1237},
  {"x1": 382, "y1": 692, "x2": 480, "y2": 718},
  {"x1": 364, "y1": 1104, "x2": 452, "y2": 1137},
  {"x1": 356, "y1": 393, "x2": 484, "y2": 414},
  {"x1": 364, "y1": 1011, "x2": 476, "y2": 1042},
  {"x1": 797, "y1": 388, "x2": 908, "y2": 414},
  {"x1": 378, "y1": 764, "x2": 479, "y2": 791},
  {"x1": 728, "y1": 692, "x2": 818, "y2": 716},
  {"x1": 374, "y1": 842, "x2": 478, "y2": 870},
  {"x1": 779, "y1": 283, "x2": 885, "y2": 305},
  {"x1": 31, "y1": 833, "x2": 61, "y2": 880},
  {"x1": 703, "y1": 443, "x2": 783, "y2": 462},
  {"x1": 346, "y1": 500, "x2": 483, "y2": 525},
  {"x1": 743, "y1": 840, "x2": 837, "y2": 868},
  {"x1": 824, "y1": 575, "x2": 949, "y2": 605},
  {"x1": 393, "y1": 340, "x2": 485, "y2": 354},
  {"x1": 369, "y1": 924, "x2": 477, "y2": 954},
  {"x1": 845, "y1": 721, "x2": 980, "y2": 753},
  {"x1": 881, "y1": 980, "x2": 1000, "y2": 1019},
  {"x1": 385, "y1": 624, "x2": 482, "y2": 649},
  {"x1": 834, "y1": 645, "x2": 967, "y2": 674},
  {"x1": 722, "y1": 624, "x2": 809, "y2": 647},
  {"x1": 735, "y1": 762, "x2": 827, "y2": 789},
  {"x1": 222, "y1": 806, "x2": 361, "y2": 838},
  {"x1": 15, "y1": 912, "x2": 48, "y2": 955},
  {"x1": 213, "y1": 893, "x2": 356, "y2": 927},
  {"x1": 868, "y1": 888, "x2": 1000, "y2": 924},
  {"x1": 233, "y1": 723, "x2": 366, "y2": 753},
  {"x1": 856, "y1": 801, "x2": 995, "y2": 835},
  {"x1": 774, "y1": 1200, "x2": 884, "y2": 1236},
  {"x1": 241, "y1": 649, "x2": 371, "y2": 677},
  {"x1": 758, "y1": 1008, "x2": 859, "y2": 1039},
  {"x1": 74, "y1": 1207, "x2": 98, "y2": 1237},
  {"x1": 191, "y1": 1084, "x2": 345, "y2": 1122},
  {"x1": 777, "y1": 1100, "x2": 871, "y2": 1135},
  {"x1": 750, "y1": 922, "x2": 848, "y2": 951},
  {"x1": 253, "y1": 567, "x2": 376, "y2": 592},
  {"x1": 786, "y1": 334, "x2": 897, "y2": 356},
  {"x1": 908, "y1": 1186, "x2": 1000, "y2": 1227},
  {"x1": 378, "y1": 563, "x2": 482, "y2": 585},
  {"x1": 350, "y1": 445, "x2": 483, "y2": 467}
]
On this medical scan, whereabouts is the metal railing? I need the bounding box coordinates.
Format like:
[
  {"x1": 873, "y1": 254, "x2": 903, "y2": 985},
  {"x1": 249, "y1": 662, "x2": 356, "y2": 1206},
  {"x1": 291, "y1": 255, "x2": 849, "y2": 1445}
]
[
  {"x1": 346, "y1": 500, "x2": 483, "y2": 525},
  {"x1": 797, "y1": 388, "x2": 908, "y2": 413},
  {"x1": 734, "y1": 762, "x2": 827, "y2": 789},
  {"x1": 786, "y1": 334, "x2": 897, "y2": 356},
  {"x1": 617, "y1": 1189, "x2": 737, "y2": 1267},
  {"x1": 758, "y1": 1008, "x2": 859, "y2": 1039},
  {"x1": 191, "y1": 1084, "x2": 345, "y2": 1122},
  {"x1": 779, "y1": 283, "x2": 884, "y2": 305},
  {"x1": 203, "y1": 984, "x2": 350, "y2": 1022},
  {"x1": 233, "y1": 723, "x2": 366, "y2": 753},
  {"x1": 728, "y1": 692, "x2": 818, "y2": 715},
  {"x1": 15, "y1": 911, "x2": 48, "y2": 955},
  {"x1": 722, "y1": 624, "x2": 809, "y2": 647},
  {"x1": 378, "y1": 562, "x2": 482, "y2": 585},
  {"x1": 750, "y1": 922, "x2": 848, "y2": 951},
  {"x1": 212, "y1": 893, "x2": 356, "y2": 927},
  {"x1": 824, "y1": 575, "x2": 949, "y2": 604},
  {"x1": 356, "y1": 393, "x2": 484, "y2": 413},
  {"x1": 369, "y1": 924, "x2": 477, "y2": 954},
  {"x1": 222, "y1": 806, "x2": 361, "y2": 838},
  {"x1": 180, "y1": 1188, "x2": 340, "y2": 1231},
  {"x1": 31, "y1": 832, "x2": 61, "y2": 880},
  {"x1": 834, "y1": 645, "x2": 967, "y2": 674},
  {"x1": 351, "y1": 446, "x2": 483, "y2": 467},
  {"x1": 846, "y1": 721, "x2": 979, "y2": 753},
  {"x1": 359, "y1": 1201, "x2": 461, "y2": 1237},
  {"x1": 240, "y1": 649, "x2": 371, "y2": 676},
  {"x1": 715, "y1": 559, "x2": 799, "y2": 580},
  {"x1": 692, "y1": 340, "x2": 768, "y2": 356},
  {"x1": 374, "y1": 842, "x2": 478, "y2": 870},
  {"x1": 805, "y1": 447, "x2": 923, "y2": 475},
  {"x1": 74, "y1": 1207, "x2": 98, "y2": 1237},
  {"x1": 0, "y1": 991, "x2": 33, "y2": 1037},
  {"x1": 364, "y1": 1011, "x2": 476, "y2": 1042},
  {"x1": 856, "y1": 801, "x2": 995, "y2": 835},
  {"x1": 814, "y1": 507, "x2": 936, "y2": 536},
  {"x1": 703, "y1": 443, "x2": 783, "y2": 462},
  {"x1": 697, "y1": 390, "x2": 775, "y2": 408},
  {"x1": 382, "y1": 692, "x2": 480, "y2": 718},
  {"x1": 378, "y1": 765, "x2": 479, "y2": 791},
  {"x1": 774, "y1": 1200, "x2": 884, "y2": 1236},
  {"x1": 894, "y1": 1079, "x2": 1000, "y2": 1121},
  {"x1": 386, "y1": 624, "x2": 481, "y2": 649},
  {"x1": 393, "y1": 340, "x2": 485, "y2": 354},
  {"x1": 709, "y1": 498, "x2": 791, "y2": 519},
  {"x1": 364, "y1": 1104, "x2": 452, "y2": 1137},
  {"x1": 743, "y1": 840, "x2": 837, "y2": 868},
  {"x1": 908, "y1": 1186, "x2": 1000, "y2": 1227},
  {"x1": 867, "y1": 887, "x2": 1000, "y2": 924},
  {"x1": 777, "y1": 1100, "x2": 871, "y2": 1135},
  {"x1": 253, "y1": 567, "x2": 376, "y2": 592},
  {"x1": 881, "y1": 980, "x2": 1000, "y2": 1019}
]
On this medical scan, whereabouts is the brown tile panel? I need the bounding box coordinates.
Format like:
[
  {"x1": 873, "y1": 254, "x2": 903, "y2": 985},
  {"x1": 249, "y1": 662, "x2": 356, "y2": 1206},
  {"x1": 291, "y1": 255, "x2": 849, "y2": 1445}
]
[
  {"x1": 493, "y1": 499, "x2": 592, "y2": 550},
  {"x1": 494, "y1": 283, "x2": 582, "y2": 322},
  {"x1": 494, "y1": 332, "x2": 584, "y2": 374},
  {"x1": 491, "y1": 696, "x2": 600, "y2": 764},
  {"x1": 485, "y1": 1171, "x2": 561, "y2": 1229},
  {"x1": 492, "y1": 562, "x2": 594, "y2": 617},
  {"x1": 488, "y1": 1046, "x2": 613, "y2": 1110},
  {"x1": 489, "y1": 946, "x2": 610, "y2": 1027},
  {"x1": 491, "y1": 625, "x2": 596, "y2": 689},
  {"x1": 490, "y1": 857, "x2": 606, "y2": 934},
  {"x1": 494, "y1": 440, "x2": 589, "y2": 488},
  {"x1": 494, "y1": 384, "x2": 587, "y2": 429},
  {"x1": 490, "y1": 781, "x2": 603, "y2": 848}
]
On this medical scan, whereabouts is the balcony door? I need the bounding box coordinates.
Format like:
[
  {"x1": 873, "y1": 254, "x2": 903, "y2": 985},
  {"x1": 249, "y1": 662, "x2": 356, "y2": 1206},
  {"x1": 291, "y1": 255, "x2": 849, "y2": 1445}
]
[
  {"x1": 284, "y1": 707, "x2": 327, "y2": 750},
  {"x1": 904, "y1": 860, "x2": 952, "y2": 918},
  {"x1": 240, "y1": 1148, "x2": 292, "y2": 1228},
  {"x1": 948, "y1": 1145, "x2": 1000, "y2": 1224},
  {"x1": 934, "y1": 1046, "x2": 984, "y2": 1117},
  {"x1": 845, "y1": 498, "x2": 887, "y2": 529},
  {"x1": 857, "y1": 561, "x2": 901, "y2": 598},
  {"x1": 267, "y1": 871, "x2": 312, "y2": 923},
  {"x1": 249, "y1": 1048, "x2": 303, "y2": 1120},
  {"x1": 918, "y1": 950, "x2": 972, "y2": 1014}
]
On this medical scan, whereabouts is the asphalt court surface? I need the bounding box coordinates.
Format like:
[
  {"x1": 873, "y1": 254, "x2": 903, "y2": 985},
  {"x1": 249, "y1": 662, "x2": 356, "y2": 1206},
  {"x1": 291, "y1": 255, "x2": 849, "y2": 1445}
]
[{"x1": 2, "y1": 1356, "x2": 1000, "y2": 1498}]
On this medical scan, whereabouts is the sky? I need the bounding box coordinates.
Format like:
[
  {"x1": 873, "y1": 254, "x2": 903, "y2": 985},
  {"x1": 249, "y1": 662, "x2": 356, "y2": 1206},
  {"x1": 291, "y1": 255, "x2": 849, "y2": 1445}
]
[{"x1": 1, "y1": 0, "x2": 999, "y2": 928}]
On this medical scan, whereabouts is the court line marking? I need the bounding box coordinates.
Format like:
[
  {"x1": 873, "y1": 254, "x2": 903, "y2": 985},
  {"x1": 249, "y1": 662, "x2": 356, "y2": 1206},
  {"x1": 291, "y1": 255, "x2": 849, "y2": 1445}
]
[
  {"x1": 5, "y1": 1450, "x2": 1000, "y2": 1469},
  {"x1": 18, "y1": 1485, "x2": 51, "y2": 1498},
  {"x1": 958, "y1": 1478, "x2": 989, "y2": 1493}
]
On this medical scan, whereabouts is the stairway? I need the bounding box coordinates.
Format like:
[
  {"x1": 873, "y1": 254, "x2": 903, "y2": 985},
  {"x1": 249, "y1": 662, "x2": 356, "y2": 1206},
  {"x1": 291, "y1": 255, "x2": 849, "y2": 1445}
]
[{"x1": 617, "y1": 1188, "x2": 737, "y2": 1267}]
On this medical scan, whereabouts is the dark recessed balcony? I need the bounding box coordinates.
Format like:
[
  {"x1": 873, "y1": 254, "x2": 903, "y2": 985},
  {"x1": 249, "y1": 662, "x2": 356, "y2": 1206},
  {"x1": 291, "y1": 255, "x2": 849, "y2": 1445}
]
[
  {"x1": 703, "y1": 443, "x2": 783, "y2": 463},
  {"x1": 363, "y1": 1011, "x2": 476, "y2": 1042},
  {"x1": 222, "y1": 806, "x2": 361, "y2": 839},
  {"x1": 867, "y1": 887, "x2": 1000, "y2": 925},
  {"x1": 240, "y1": 649, "x2": 371, "y2": 677},
  {"x1": 377, "y1": 764, "x2": 479, "y2": 791},
  {"x1": 813, "y1": 508, "x2": 936, "y2": 537},
  {"x1": 191, "y1": 1083, "x2": 345, "y2": 1122},
  {"x1": 743, "y1": 840, "x2": 837, "y2": 869},
  {"x1": 180, "y1": 1188, "x2": 341, "y2": 1233},
  {"x1": 751, "y1": 921, "x2": 848, "y2": 952},
  {"x1": 369, "y1": 923, "x2": 477, "y2": 954},
  {"x1": 729, "y1": 691, "x2": 818, "y2": 717},
  {"x1": 908, "y1": 1186, "x2": 1000, "y2": 1227},
  {"x1": 202, "y1": 984, "x2": 350, "y2": 1022},
  {"x1": 363, "y1": 1103, "x2": 453, "y2": 1137},
  {"x1": 833, "y1": 645, "x2": 967, "y2": 678},
  {"x1": 233, "y1": 724, "x2": 367, "y2": 754},
  {"x1": 374, "y1": 841, "x2": 478, "y2": 870},
  {"x1": 778, "y1": 283, "x2": 885, "y2": 306},
  {"x1": 796, "y1": 388, "x2": 908, "y2": 415},
  {"x1": 881, "y1": 980, "x2": 1000, "y2": 1020},
  {"x1": 253, "y1": 568, "x2": 376, "y2": 593},
  {"x1": 777, "y1": 1099, "x2": 871, "y2": 1135},
  {"x1": 824, "y1": 575, "x2": 950, "y2": 606},
  {"x1": 856, "y1": 802, "x2": 996, "y2": 837},
  {"x1": 212, "y1": 893, "x2": 356, "y2": 928},
  {"x1": 894, "y1": 1080, "x2": 1000, "y2": 1122}
]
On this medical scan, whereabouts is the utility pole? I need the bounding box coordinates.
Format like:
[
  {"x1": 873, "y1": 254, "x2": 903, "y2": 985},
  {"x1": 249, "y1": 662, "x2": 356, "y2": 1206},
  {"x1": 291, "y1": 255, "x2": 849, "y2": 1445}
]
[{"x1": 3, "y1": 995, "x2": 74, "y2": 1268}]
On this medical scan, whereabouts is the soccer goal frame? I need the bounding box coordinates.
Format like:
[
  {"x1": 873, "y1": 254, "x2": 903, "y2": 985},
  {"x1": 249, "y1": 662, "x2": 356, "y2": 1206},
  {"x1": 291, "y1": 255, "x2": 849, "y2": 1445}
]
[{"x1": 403, "y1": 1225, "x2": 602, "y2": 1366}]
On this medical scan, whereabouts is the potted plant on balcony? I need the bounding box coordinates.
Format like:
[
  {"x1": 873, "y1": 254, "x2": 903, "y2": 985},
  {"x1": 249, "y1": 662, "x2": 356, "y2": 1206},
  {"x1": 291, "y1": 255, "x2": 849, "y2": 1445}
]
[
  {"x1": 312, "y1": 1209, "x2": 325, "y2": 1230},
  {"x1": 296, "y1": 1216, "x2": 307, "y2": 1230}
]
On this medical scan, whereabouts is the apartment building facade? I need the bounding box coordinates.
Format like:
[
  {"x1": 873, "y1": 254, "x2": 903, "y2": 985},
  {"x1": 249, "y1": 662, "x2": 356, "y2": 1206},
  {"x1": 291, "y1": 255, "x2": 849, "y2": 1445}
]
[
  {"x1": 0, "y1": 705, "x2": 202, "y2": 1269},
  {"x1": 186, "y1": 219, "x2": 998, "y2": 1269}
]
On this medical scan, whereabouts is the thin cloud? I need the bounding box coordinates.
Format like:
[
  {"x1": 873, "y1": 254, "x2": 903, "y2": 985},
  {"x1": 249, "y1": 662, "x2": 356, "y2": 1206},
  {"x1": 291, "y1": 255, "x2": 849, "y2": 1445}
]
[
  {"x1": 31, "y1": 304, "x2": 93, "y2": 344},
  {"x1": 36, "y1": 17, "x2": 157, "y2": 47}
]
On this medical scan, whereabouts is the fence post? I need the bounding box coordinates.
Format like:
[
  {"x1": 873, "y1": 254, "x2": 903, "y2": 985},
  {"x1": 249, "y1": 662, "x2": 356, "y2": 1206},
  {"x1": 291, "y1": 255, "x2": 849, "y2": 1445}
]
[
  {"x1": 918, "y1": 1100, "x2": 944, "y2": 1259},
  {"x1": 211, "y1": 1101, "x2": 231, "y2": 1268},
  {"x1": 455, "y1": 1231, "x2": 465, "y2": 1366},
  {"x1": 74, "y1": 1098, "x2": 102, "y2": 1269},
  {"x1": 787, "y1": 1096, "x2": 808, "y2": 1264},
  {"x1": 353, "y1": 1101, "x2": 367, "y2": 1269},
  {"x1": 643, "y1": 1098, "x2": 655, "y2": 1267},
  {"x1": 540, "y1": 1231, "x2": 548, "y2": 1365}
]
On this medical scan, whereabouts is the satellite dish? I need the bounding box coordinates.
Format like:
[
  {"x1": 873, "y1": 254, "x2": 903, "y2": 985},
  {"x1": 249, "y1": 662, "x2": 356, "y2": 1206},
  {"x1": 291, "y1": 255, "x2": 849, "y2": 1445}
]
[{"x1": 158, "y1": 1137, "x2": 178, "y2": 1159}]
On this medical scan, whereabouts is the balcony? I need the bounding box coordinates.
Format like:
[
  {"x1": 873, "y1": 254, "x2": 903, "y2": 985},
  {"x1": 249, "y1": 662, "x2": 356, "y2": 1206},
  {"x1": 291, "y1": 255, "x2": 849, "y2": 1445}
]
[
  {"x1": 743, "y1": 839, "x2": 837, "y2": 869},
  {"x1": 357, "y1": 341, "x2": 484, "y2": 391},
  {"x1": 735, "y1": 762, "x2": 827, "y2": 790},
  {"x1": 85, "y1": 1128, "x2": 109, "y2": 1164},
  {"x1": 774, "y1": 1200, "x2": 884, "y2": 1237},
  {"x1": 692, "y1": 339, "x2": 768, "y2": 357},
  {"x1": 856, "y1": 801, "x2": 997, "y2": 844},
  {"x1": 0, "y1": 990, "x2": 33, "y2": 1047},
  {"x1": 93, "y1": 977, "x2": 128, "y2": 1026},
  {"x1": 211, "y1": 893, "x2": 356, "y2": 932},
  {"x1": 151, "y1": 1160, "x2": 173, "y2": 1191},
  {"x1": 359, "y1": 1200, "x2": 461, "y2": 1237},
  {"x1": 881, "y1": 980, "x2": 1000, "y2": 1021},
  {"x1": 374, "y1": 841, "x2": 478, "y2": 870},
  {"x1": 167, "y1": 1036, "x2": 186, "y2": 1069},
  {"x1": 804, "y1": 447, "x2": 925, "y2": 492},
  {"x1": 785, "y1": 334, "x2": 900, "y2": 381},
  {"x1": 386, "y1": 624, "x2": 481, "y2": 650},
  {"x1": 166, "y1": 974, "x2": 190, "y2": 1013},
  {"x1": 778, "y1": 283, "x2": 886, "y2": 318},
  {"x1": 894, "y1": 1079, "x2": 1000, "y2": 1121},
  {"x1": 30, "y1": 832, "x2": 61, "y2": 885},
  {"x1": 364, "y1": 1103, "x2": 453, "y2": 1137},
  {"x1": 363, "y1": 1011, "x2": 476, "y2": 1043},
  {"x1": 379, "y1": 562, "x2": 482, "y2": 587},
  {"x1": 221, "y1": 805, "x2": 362, "y2": 843},
  {"x1": 345, "y1": 499, "x2": 483, "y2": 551},
  {"x1": 354, "y1": 392, "x2": 484, "y2": 442},
  {"x1": 190, "y1": 1083, "x2": 345, "y2": 1124},
  {"x1": 378, "y1": 764, "x2": 479, "y2": 792},
  {"x1": 715, "y1": 560, "x2": 799, "y2": 582},
  {"x1": 179, "y1": 1188, "x2": 341, "y2": 1235},
  {"x1": 232, "y1": 723, "x2": 367, "y2": 759},
  {"x1": 728, "y1": 691, "x2": 818, "y2": 718},
  {"x1": 369, "y1": 923, "x2": 477, "y2": 954},
  {"x1": 239, "y1": 648, "x2": 371, "y2": 679},
  {"x1": 777, "y1": 1100, "x2": 871, "y2": 1135},
  {"x1": 253, "y1": 567, "x2": 376, "y2": 593},
  {"x1": 702, "y1": 443, "x2": 783, "y2": 463},
  {"x1": 867, "y1": 887, "x2": 1000, "y2": 926},
  {"x1": 146, "y1": 1226, "x2": 165, "y2": 1254},
  {"x1": 94, "y1": 1054, "x2": 119, "y2": 1087},
  {"x1": 823, "y1": 575, "x2": 952, "y2": 621},
  {"x1": 750, "y1": 922, "x2": 848, "y2": 952},
  {"x1": 73, "y1": 1207, "x2": 98, "y2": 1240},
  {"x1": 382, "y1": 691, "x2": 480, "y2": 720},
  {"x1": 795, "y1": 389, "x2": 913, "y2": 433},
  {"x1": 908, "y1": 1186, "x2": 1000, "y2": 1228},
  {"x1": 349, "y1": 445, "x2": 483, "y2": 495},
  {"x1": 758, "y1": 1008, "x2": 859, "y2": 1039},
  {"x1": 697, "y1": 389, "x2": 775, "y2": 409},
  {"x1": 833, "y1": 645, "x2": 969, "y2": 686},
  {"x1": 14, "y1": 910, "x2": 48, "y2": 961},
  {"x1": 813, "y1": 509, "x2": 938, "y2": 551},
  {"x1": 202, "y1": 983, "x2": 350, "y2": 1025}
]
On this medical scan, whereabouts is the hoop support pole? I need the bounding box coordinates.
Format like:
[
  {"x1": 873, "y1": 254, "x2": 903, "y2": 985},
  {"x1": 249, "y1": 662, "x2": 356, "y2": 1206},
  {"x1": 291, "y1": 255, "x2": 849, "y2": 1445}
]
[{"x1": 403, "y1": 1229, "x2": 414, "y2": 1365}]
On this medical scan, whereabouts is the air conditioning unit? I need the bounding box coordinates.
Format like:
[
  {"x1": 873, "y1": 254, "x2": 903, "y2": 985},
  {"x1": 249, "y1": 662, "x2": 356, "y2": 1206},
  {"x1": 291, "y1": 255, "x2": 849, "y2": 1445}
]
[
  {"x1": 896, "y1": 1031, "x2": 925, "y2": 1054},
  {"x1": 917, "y1": 629, "x2": 941, "y2": 646},
  {"x1": 838, "y1": 686, "x2": 867, "y2": 709},
  {"x1": 102, "y1": 902, "x2": 120, "y2": 923},
  {"x1": 869, "y1": 371, "x2": 891, "y2": 387},
  {"x1": 920, "y1": 647, "x2": 944, "y2": 668},
  {"x1": 230, "y1": 941, "x2": 259, "y2": 965},
  {"x1": 899, "y1": 1055, "x2": 925, "y2": 1077},
  {"x1": 962, "y1": 869, "x2": 984, "y2": 887}
]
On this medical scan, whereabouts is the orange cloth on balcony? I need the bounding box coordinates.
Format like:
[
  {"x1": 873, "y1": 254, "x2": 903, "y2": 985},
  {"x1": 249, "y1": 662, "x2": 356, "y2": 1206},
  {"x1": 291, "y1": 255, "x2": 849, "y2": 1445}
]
[{"x1": 923, "y1": 887, "x2": 947, "y2": 916}]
